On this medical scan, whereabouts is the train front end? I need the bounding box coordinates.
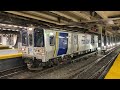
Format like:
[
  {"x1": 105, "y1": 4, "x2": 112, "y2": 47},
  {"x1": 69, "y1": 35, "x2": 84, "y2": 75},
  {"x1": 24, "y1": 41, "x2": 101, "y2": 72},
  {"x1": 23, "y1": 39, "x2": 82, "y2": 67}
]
[{"x1": 21, "y1": 27, "x2": 46, "y2": 69}]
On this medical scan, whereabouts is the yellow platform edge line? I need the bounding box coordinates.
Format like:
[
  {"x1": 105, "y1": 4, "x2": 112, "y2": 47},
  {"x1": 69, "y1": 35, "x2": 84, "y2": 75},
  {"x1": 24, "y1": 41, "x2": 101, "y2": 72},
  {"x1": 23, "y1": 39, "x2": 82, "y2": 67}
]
[
  {"x1": 0, "y1": 53, "x2": 22, "y2": 60},
  {"x1": 0, "y1": 48, "x2": 18, "y2": 50},
  {"x1": 105, "y1": 53, "x2": 120, "y2": 79}
]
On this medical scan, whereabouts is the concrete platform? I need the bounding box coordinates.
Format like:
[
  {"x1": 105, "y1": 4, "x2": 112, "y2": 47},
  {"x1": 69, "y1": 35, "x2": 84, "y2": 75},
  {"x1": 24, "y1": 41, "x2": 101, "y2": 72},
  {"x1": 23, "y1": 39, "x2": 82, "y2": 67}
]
[
  {"x1": 0, "y1": 49, "x2": 25, "y2": 72},
  {"x1": 105, "y1": 53, "x2": 120, "y2": 79}
]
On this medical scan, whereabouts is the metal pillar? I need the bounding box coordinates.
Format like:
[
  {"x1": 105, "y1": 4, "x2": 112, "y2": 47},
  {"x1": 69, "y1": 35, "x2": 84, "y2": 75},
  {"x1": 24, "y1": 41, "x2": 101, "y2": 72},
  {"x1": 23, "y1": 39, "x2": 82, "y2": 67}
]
[{"x1": 98, "y1": 25, "x2": 103, "y2": 55}]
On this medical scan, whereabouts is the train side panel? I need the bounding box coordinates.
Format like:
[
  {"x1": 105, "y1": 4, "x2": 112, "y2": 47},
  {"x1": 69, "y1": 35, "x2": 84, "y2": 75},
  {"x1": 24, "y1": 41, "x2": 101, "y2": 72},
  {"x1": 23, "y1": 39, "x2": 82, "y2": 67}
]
[
  {"x1": 85, "y1": 34, "x2": 91, "y2": 52},
  {"x1": 72, "y1": 33, "x2": 79, "y2": 53},
  {"x1": 44, "y1": 29, "x2": 56, "y2": 62},
  {"x1": 66, "y1": 32, "x2": 72, "y2": 55},
  {"x1": 78, "y1": 33, "x2": 86, "y2": 53}
]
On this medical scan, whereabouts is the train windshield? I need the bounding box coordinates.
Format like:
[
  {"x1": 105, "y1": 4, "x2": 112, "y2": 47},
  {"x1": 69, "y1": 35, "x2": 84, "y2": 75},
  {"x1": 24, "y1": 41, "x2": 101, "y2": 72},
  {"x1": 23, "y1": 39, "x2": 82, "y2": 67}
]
[
  {"x1": 22, "y1": 31, "x2": 28, "y2": 46},
  {"x1": 34, "y1": 28, "x2": 44, "y2": 47}
]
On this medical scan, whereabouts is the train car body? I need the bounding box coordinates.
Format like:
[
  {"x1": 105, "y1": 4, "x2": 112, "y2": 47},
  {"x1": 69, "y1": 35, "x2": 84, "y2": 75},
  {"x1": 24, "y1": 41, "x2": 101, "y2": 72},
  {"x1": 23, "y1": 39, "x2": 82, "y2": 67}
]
[
  {"x1": 20, "y1": 27, "x2": 98, "y2": 69},
  {"x1": 0, "y1": 34, "x2": 17, "y2": 48}
]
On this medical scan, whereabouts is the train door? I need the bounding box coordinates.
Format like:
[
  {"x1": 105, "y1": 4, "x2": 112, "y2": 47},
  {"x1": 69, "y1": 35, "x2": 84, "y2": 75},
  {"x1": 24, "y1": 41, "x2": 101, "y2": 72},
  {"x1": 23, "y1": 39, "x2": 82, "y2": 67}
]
[
  {"x1": 33, "y1": 28, "x2": 45, "y2": 61},
  {"x1": 44, "y1": 30, "x2": 56, "y2": 60},
  {"x1": 57, "y1": 32, "x2": 68, "y2": 56},
  {"x1": 78, "y1": 33, "x2": 85, "y2": 52},
  {"x1": 28, "y1": 30, "x2": 34, "y2": 56},
  {"x1": 72, "y1": 34, "x2": 78, "y2": 53},
  {"x1": 21, "y1": 30, "x2": 29, "y2": 55}
]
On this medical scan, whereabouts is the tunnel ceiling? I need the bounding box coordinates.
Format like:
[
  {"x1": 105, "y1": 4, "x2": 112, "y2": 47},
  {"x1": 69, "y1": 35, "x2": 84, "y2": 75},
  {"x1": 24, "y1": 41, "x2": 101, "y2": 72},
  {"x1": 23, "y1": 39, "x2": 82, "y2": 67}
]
[{"x1": 0, "y1": 11, "x2": 120, "y2": 35}]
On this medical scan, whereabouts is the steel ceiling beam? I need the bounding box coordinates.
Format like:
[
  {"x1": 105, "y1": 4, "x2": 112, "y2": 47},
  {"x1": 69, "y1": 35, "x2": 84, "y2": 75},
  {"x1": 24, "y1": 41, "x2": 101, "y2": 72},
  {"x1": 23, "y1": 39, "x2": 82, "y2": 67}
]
[
  {"x1": 22, "y1": 11, "x2": 59, "y2": 21},
  {"x1": 21, "y1": 11, "x2": 68, "y2": 24},
  {"x1": 50, "y1": 11, "x2": 79, "y2": 22},
  {"x1": 95, "y1": 11, "x2": 108, "y2": 19},
  {"x1": 69, "y1": 11, "x2": 91, "y2": 20},
  {"x1": 4, "y1": 11, "x2": 67, "y2": 25}
]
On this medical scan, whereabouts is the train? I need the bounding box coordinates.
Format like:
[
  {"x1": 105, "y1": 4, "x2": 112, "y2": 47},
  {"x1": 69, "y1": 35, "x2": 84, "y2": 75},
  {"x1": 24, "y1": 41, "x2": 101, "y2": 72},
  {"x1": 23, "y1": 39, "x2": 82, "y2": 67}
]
[
  {"x1": 0, "y1": 33, "x2": 17, "y2": 48},
  {"x1": 19, "y1": 27, "x2": 99, "y2": 69}
]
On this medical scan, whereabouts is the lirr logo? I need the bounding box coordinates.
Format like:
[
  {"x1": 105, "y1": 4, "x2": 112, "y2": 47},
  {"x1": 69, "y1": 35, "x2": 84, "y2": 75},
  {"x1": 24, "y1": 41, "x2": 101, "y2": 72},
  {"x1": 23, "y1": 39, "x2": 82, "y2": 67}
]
[{"x1": 29, "y1": 48, "x2": 33, "y2": 54}]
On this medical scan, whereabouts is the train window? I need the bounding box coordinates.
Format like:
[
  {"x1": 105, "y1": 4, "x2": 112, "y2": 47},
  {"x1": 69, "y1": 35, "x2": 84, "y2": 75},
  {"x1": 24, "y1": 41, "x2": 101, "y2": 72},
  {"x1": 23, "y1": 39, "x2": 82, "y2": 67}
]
[
  {"x1": 29, "y1": 34, "x2": 33, "y2": 46},
  {"x1": 34, "y1": 28, "x2": 44, "y2": 47},
  {"x1": 59, "y1": 36, "x2": 68, "y2": 49},
  {"x1": 49, "y1": 36, "x2": 55, "y2": 46},
  {"x1": 22, "y1": 31, "x2": 28, "y2": 46}
]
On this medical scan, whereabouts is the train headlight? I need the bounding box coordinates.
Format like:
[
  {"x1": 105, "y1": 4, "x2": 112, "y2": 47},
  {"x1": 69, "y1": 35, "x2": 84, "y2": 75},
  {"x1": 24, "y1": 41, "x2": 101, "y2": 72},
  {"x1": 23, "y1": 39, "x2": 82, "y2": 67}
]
[
  {"x1": 9, "y1": 46, "x2": 12, "y2": 48},
  {"x1": 12, "y1": 47, "x2": 14, "y2": 49},
  {"x1": 22, "y1": 48, "x2": 25, "y2": 51},
  {"x1": 28, "y1": 27, "x2": 33, "y2": 31},
  {"x1": 104, "y1": 46, "x2": 106, "y2": 49},
  {"x1": 41, "y1": 53, "x2": 45, "y2": 55},
  {"x1": 98, "y1": 47, "x2": 101, "y2": 50},
  {"x1": 50, "y1": 32, "x2": 54, "y2": 36}
]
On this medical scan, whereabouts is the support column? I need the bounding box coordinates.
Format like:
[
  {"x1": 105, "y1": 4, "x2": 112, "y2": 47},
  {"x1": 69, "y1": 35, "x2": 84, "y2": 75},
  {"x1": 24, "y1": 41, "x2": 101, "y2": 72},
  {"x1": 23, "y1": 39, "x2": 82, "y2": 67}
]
[{"x1": 97, "y1": 25, "x2": 103, "y2": 54}]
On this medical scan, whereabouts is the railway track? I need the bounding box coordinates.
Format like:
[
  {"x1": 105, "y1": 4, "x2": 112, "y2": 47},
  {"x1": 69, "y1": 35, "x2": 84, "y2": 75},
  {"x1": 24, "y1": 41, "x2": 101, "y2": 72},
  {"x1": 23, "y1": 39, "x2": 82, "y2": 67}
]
[
  {"x1": 0, "y1": 65, "x2": 27, "y2": 79},
  {"x1": 88, "y1": 53, "x2": 118, "y2": 79},
  {"x1": 5, "y1": 51, "x2": 98, "y2": 79},
  {"x1": 24, "y1": 48, "x2": 116, "y2": 79},
  {"x1": 1, "y1": 46, "x2": 119, "y2": 79},
  {"x1": 68, "y1": 46, "x2": 120, "y2": 79},
  {"x1": 61, "y1": 48, "x2": 115, "y2": 79}
]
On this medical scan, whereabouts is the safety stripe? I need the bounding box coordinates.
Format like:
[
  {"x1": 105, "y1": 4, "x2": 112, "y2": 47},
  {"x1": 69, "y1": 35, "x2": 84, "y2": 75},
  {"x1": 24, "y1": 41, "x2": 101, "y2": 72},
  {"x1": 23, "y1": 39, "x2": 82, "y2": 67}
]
[
  {"x1": 0, "y1": 53, "x2": 22, "y2": 60},
  {"x1": 104, "y1": 54, "x2": 120, "y2": 79},
  {"x1": 53, "y1": 32, "x2": 59, "y2": 57}
]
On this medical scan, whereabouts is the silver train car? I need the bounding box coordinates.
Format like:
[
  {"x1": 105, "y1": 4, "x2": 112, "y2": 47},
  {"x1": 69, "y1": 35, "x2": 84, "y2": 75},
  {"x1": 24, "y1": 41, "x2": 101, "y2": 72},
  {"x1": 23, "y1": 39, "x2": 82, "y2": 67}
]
[
  {"x1": 0, "y1": 34, "x2": 17, "y2": 48},
  {"x1": 20, "y1": 27, "x2": 98, "y2": 69}
]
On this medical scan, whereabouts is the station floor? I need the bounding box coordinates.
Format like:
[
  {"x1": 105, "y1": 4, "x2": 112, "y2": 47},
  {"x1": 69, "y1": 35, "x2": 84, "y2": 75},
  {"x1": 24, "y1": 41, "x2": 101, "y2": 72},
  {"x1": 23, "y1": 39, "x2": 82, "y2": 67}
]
[{"x1": 105, "y1": 53, "x2": 120, "y2": 79}]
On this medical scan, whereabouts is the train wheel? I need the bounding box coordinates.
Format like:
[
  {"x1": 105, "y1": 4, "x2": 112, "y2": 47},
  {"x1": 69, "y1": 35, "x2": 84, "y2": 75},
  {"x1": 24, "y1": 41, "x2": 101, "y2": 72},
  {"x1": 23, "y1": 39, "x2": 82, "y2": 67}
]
[
  {"x1": 48, "y1": 60, "x2": 54, "y2": 67},
  {"x1": 27, "y1": 63, "x2": 33, "y2": 69},
  {"x1": 63, "y1": 56, "x2": 68, "y2": 64},
  {"x1": 53, "y1": 59, "x2": 60, "y2": 66},
  {"x1": 68, "y1": 56, "x2": 72, "y2": 63}
]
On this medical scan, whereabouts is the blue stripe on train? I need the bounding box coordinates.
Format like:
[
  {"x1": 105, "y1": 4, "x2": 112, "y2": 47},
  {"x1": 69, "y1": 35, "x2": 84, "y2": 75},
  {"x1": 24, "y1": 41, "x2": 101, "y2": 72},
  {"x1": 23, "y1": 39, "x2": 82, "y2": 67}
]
[{"x1": 57, "y1": 32, "x2": 68, "y2": 56}]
